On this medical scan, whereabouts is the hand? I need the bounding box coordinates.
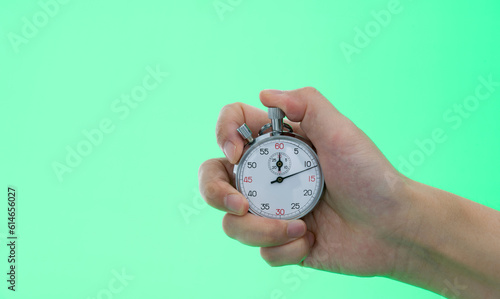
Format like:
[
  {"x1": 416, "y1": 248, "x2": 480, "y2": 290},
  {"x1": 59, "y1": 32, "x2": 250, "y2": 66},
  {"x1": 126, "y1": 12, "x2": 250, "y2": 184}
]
[
  {"x1": 199, "y1": 87, "x2": 413, "y2": 276},
  {"x1": 199, "y1": 87, "x2": 500, "y2": 298}
]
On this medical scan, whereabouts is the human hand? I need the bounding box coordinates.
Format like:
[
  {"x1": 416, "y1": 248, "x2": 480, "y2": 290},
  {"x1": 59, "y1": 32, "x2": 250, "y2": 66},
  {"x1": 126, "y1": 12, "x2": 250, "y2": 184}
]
[
  {"x1": 198, "y1": 87, "x2": 414, "y2": 276},
  {"x1": 199, "y1": 87, "x2": 500, "y2": 299}
]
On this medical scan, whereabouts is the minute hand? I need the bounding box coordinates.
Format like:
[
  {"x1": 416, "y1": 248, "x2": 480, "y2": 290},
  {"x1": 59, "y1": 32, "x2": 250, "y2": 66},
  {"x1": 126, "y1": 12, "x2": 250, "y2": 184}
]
[{"x1": 271, "y1": 165, "x2": 318, "y2": 184}]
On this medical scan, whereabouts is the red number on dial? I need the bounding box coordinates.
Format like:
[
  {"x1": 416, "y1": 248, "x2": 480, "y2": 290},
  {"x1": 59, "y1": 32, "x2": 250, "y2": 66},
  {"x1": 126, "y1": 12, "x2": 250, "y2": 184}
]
[
  {"x1": 275, "y1": 209, "x2": 285, "y2": 215},
  {"x1": 244, "y1": 176, "x2": 253, "y2": 183},
  {"x1": 308, "y1": 175, "x2": 316, "y2": 182},
  {"x1": 275, "y1": 143, "x2": 284, "y2": 150}
]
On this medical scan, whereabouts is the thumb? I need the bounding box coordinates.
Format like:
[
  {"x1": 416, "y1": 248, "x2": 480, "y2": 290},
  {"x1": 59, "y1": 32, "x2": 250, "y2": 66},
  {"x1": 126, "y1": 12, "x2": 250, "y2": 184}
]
[{"x1": 259, "y1": 87, "x2": 351, "y2": 154}]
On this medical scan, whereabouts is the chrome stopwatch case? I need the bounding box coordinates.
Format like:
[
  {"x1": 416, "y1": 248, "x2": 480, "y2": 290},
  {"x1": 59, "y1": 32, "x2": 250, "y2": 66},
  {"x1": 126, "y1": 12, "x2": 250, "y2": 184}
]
[{"x1": 233, "y1": 107, "x2": 324, "y2": 220}]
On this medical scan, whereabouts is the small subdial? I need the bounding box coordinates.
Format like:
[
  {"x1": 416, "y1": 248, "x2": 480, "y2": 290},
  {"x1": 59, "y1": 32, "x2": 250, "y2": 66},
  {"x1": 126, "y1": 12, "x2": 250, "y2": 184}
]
[{"x1": 268, "y1": 152, "x2": 291, "y2": 175}]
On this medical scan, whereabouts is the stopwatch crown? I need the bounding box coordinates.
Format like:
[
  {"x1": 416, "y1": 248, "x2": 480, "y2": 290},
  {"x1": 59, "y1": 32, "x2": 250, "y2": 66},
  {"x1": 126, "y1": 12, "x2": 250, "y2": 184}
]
[
  {"x1": 268, "y1": 107, "x2": 285, "y2": 134},
  {"x1": 268, "y1": 107, "x2": 285, "y2": 120}
]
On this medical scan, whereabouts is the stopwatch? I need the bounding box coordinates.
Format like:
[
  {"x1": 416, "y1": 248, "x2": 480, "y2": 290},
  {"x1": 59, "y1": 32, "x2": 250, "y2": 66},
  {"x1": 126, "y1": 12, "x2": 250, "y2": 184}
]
[{"x1": 233, "y1": 107, "x2": 324, "y2": 220}]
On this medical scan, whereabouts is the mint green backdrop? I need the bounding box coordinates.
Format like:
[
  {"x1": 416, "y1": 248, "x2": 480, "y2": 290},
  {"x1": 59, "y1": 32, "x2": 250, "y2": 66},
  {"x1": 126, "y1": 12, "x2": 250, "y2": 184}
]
[{"x1": 1, "y1": 1, "x2": 499, "y2": 298}]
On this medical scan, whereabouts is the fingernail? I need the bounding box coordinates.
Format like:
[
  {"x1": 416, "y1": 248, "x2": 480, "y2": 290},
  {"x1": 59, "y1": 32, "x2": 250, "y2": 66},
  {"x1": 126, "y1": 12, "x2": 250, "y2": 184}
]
[
  {"x1": 287, "y1": 220, "x2": 306, "y2": 238},
  {"x1": 265, "y1": 89, "x2": 284, "y2": 94},
  {"x1": 223, "y1": 141, "x2": 236, "y2": 163},
  {"x1": 225, "y1": 194, "x2": 244, "y2": 214}
]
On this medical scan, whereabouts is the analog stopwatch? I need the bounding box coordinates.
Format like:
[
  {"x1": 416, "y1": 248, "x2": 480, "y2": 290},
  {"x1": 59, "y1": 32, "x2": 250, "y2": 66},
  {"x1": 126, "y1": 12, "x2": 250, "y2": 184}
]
[{"x1": 233, "y1": 107, "x2": 324, "y2": 220}]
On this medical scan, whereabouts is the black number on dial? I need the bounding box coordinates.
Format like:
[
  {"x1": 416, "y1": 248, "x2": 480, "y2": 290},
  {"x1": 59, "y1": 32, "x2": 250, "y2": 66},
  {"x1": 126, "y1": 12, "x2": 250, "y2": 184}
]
[
  {"x1": 261, "y1": 203, "x2": 270, "y2": 210},
  {"x1": 260, "y1": 148, "x2": 269, "y2": 155},
  {"x1": 291, "y1": 203, "x2": 300, "y2": 209},
  {"x1": 248, "y1": 190, "x2": 257, "y2": 197},
  {"x1": 303, "y1": 189, "x2": 313, "y2": 196},
  {"x1": 247, "y1": 162, "x2": 257, "y2": 168}
]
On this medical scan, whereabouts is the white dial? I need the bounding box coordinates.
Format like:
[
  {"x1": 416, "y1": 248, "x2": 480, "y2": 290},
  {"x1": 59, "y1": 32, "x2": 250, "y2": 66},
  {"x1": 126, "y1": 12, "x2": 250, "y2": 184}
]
[{"x1": 235, "y1": 135, "x2": 324, "y2": 220}]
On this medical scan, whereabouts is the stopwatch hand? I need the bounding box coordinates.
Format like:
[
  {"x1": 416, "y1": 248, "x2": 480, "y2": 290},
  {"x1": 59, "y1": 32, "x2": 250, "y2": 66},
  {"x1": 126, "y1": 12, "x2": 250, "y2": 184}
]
[{"x1": 270, "y1": 165, "x2": 317, "y2": 184}]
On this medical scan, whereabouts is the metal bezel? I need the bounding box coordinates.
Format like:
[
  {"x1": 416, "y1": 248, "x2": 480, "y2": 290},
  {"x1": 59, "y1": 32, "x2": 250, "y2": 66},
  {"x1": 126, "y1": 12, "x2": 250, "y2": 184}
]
[{"x1": 233, "y1": 132, "x2": 325, "y2": 220}]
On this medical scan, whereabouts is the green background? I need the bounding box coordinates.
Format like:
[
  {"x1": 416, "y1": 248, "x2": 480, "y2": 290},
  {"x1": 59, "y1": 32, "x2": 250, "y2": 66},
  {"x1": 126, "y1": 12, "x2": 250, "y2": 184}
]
[{"x1": 1, "y1": 0, "x2": 499, "y2": 298}]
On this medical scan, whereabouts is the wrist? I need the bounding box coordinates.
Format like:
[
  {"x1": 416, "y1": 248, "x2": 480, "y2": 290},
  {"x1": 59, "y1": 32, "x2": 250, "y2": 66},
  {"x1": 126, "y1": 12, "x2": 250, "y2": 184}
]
[
  {"x1": 386, "y1": 178, "x2": 453, "y2": 294},
  {"x1": 387, "y1": 179, "x2": 500, "y2": 298}
]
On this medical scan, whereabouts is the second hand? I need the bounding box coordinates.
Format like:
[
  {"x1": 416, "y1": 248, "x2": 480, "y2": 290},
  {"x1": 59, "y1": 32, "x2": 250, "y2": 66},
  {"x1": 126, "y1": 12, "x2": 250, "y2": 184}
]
[{"x1": 270, "y1": 165, "x2": 318, "y2": 184}]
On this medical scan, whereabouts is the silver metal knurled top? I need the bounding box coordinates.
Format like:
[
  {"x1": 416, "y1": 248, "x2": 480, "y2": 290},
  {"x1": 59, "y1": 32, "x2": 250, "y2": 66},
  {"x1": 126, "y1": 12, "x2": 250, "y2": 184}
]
[
  {"x1": 268, "y1": 107, "x2": 285, "y2": 134},
  {"x1": 268, "y1": 107, "x2": 285, "y2": 120},
  {"x1": 237, "y1": 123, "x2": 254, "y2": 143}
]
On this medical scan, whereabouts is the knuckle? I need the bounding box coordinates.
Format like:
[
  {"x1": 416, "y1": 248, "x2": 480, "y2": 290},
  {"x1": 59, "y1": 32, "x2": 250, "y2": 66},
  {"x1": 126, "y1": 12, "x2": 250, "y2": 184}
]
[
  {"x1": 301, "y1": 86, "x2": 319, "y2": 94},
  {"x1": 198, "y1": 159, "x2": 219, "y2": 183},
  {"x1": 203, "y1": 180, "x2": 222, "y2": 204},
  {"x1": 218, "y1": 103, "x2": 244, "y2": 123},
  {"x1": 216, "y1": 105, "x2": 232, "y2": 139},
  {"x1": 215, "y1": 123, "x2": 225, "y2": 145},
  {"x1": 198, "y1": 159, "x2": 214, "y2": 178},
  {"x1": 217, "y1": 103, "x2": 240, "y2": 123},
  {"x1": 219, "y1": 103, "x2": 238, "y2": 115},
  {"x1": 261, "y1": 221, "x2": 286, "y2": 244},
  {"x1": 215, "y1": 102, "x2": 245, "y2": 150},
  {"x1": 260, "y1": 248, "x2": 280, "y2": 267}
]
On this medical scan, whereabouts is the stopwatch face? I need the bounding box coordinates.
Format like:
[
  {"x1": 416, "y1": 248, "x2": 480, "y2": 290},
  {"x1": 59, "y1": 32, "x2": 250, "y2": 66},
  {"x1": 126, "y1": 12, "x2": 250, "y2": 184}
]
[{"x1": 235, "y1": 135, "x2": 324, "y2": 220}]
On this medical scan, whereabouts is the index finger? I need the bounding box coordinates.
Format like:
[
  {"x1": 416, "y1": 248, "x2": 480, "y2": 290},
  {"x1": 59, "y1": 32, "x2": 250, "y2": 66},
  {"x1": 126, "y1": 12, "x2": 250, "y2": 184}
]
[
  {"x1": 198, "y1": 158, "x2": 248, "y2": 215},
  {"x1": 216, "y1": 102, "x2": 305, "y2": 164}
]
